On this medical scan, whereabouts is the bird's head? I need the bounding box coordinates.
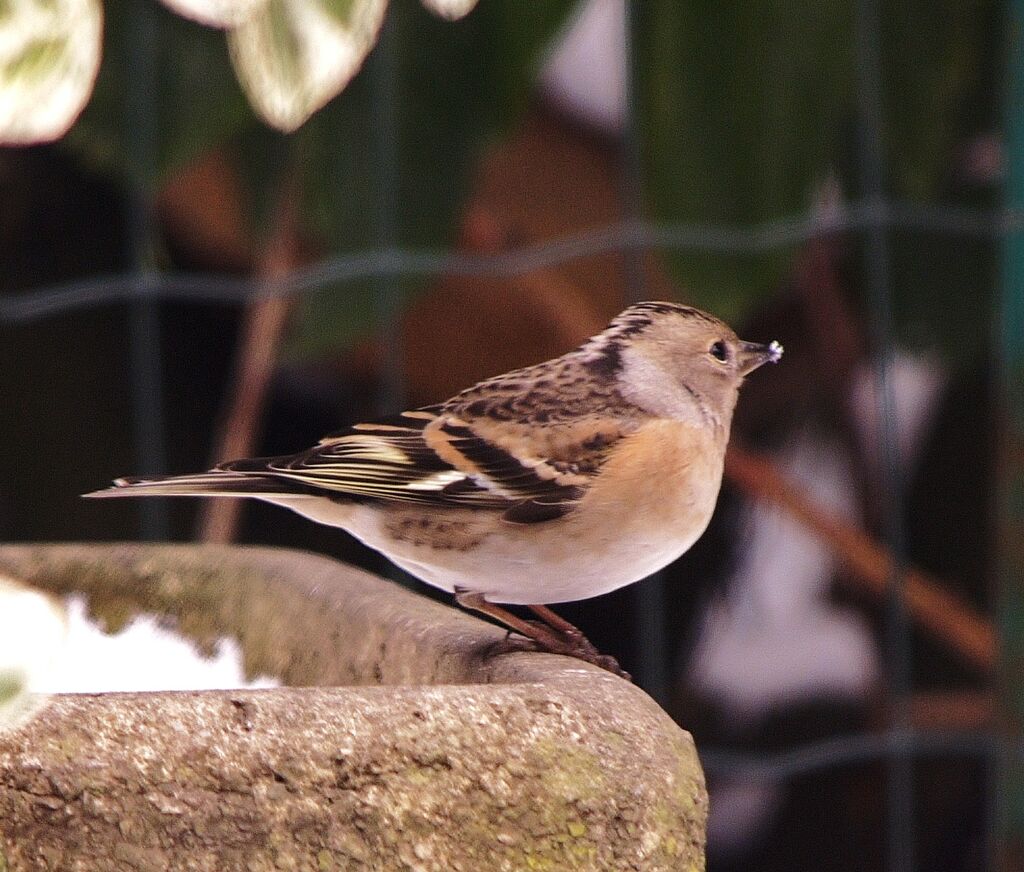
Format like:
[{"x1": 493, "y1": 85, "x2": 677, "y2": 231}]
[{"x1": 582, "y1": 302, "x2": 782, "y2": 433}]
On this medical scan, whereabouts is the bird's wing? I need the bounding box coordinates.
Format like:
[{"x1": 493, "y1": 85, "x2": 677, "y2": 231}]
[
  {"x1": 219, "y1": 403, "x2": 633, "y2": 523},
  {"x1": 218, "y1": 407, "x2": 497, "y2": 507}
]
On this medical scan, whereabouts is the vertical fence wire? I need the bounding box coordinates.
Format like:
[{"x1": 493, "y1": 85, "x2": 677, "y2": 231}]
[
  {"x1": 370, "y1": 7, "x2": 405, "y2": 417},
  {"x1": 621, "y1": 0, "x2": 668, "y2": 705},
  {"x1": 997, "y1": 2, "x2": 1024, "y2": 868},
  {"x1": 368, "y1": 7, "x2": 413, "y2": 590},
  {"x1": 4, "y1": 5, "x2": 1018, "y2": 868},
  {"x1": 125, "y1": 0, "x2": 169, "y2": 541},
  {"x1": 853, "y1": 1, "x2": 916, "y2": 869}
]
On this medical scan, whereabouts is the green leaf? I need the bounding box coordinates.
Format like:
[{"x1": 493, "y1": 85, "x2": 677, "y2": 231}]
[
  {"x1": 65, "y1": 0, "x2": 252, "y2": 188},
  {"x1": 228, "y1": 0, "x2": 386, "y2": 133},
  {"x1": 635, "y1": 0, "x2": 999, "y2": 356},
  {"x1": 284, "y1": 0, "x2": 576, "y2": 358},
  {"x1": 635, "y1": 1, "x2": 853, "y2": 322},
  {"x1": 0, "y1": 0, "x2": 103, "y2": 144},
  {"x1": 319, "y1": 0, "x2": 355, "y2": 27},
  {"x1": 157, "y1": 0, "x2": 265, "y2": 29},
  {"x1": 881, "y1": 0, "x2": 997, "y2": 201}
]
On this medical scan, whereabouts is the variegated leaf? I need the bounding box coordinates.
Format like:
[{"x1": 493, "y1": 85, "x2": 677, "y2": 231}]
[
  {"x1": 420, "y1": 0, "x2": 477, "y2": 21},
  {"x1": 228, "y1": 0, "x2": 386, "y2": 132},
  {"x1": 158, "y1": 0, "x2": 266, "y2": 29},
  {"x1": 0, "y1": 0, "x2": 102, "y2": 144}
]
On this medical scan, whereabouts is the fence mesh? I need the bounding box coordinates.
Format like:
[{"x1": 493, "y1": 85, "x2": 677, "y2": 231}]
[{"x1": 2, "y1": 1, "x2": 1022, "y2": 869}]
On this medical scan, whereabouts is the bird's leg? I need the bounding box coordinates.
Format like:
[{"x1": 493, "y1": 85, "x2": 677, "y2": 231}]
[
  {"x1": 527, "y1": 604, "x2": 597, "y2": 650},
  {"x1": 527, "y1": 604, "x2": 630, "y2": 680},
  {"x1": 454, "y1": 590, "x2": 563, "y2": 652},
  {"x1": 453, "y1": 590, "x2": 630, "y2": 680}
]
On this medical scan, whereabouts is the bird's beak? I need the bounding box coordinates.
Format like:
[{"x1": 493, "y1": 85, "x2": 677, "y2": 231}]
[{"x1": 738, "y1": 340, "x2": 783, "y2": 375}]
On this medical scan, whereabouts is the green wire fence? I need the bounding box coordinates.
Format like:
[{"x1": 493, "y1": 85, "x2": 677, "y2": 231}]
[{"x1": 1, "y1": 1, "x2": 1022, "y2": 869}]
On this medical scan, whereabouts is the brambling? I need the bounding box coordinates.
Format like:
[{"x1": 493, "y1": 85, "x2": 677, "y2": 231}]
[{"x1": 86, "y1": 302, "x2": 781, "y2": 678}]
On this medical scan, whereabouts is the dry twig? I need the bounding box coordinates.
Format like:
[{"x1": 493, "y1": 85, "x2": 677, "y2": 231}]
[{"x1": 725, "y1": 445, "x2": 995, "y2": 673}]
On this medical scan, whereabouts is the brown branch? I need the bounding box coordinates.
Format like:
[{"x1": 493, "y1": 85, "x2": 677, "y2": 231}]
[
  {"x1": 198, "y1": 183, "x2": 302, "y2": 544},
  {"x1": 908, "y1": 691, "x2": 993, "y2": 731},
  {"x1": 725, "y1": 445, "x2": 995, "y2": 674},
  {"x1": 157, "y1": 149, "x2": 254, "y2": 273}
]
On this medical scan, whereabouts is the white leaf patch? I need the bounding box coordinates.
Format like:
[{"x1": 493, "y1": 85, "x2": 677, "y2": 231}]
[
  {"x1": 420, "y1": 0, "x2": 477, "y2": 21},
  {"x1": 158, "y1": 0, "x2": 265, "y2": 29}
]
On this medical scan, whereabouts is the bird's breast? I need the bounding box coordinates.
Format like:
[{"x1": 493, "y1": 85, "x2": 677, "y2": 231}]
[
  {"x1": 579, "y1": 418, "x2": 726, "y2": 535},
  {"x1": 485, "y1": 419, "x2": 727, "y2": 603}
]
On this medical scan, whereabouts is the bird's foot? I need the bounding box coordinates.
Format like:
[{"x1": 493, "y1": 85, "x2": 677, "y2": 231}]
[
  {"x1": 524, "y1": 603, "x2": 630, "y2": 679},
  {"x1": 519, "y1": 618, "x2": 594, "y2": 651},
  {"x1": 486, "y1": 629, "x2": 630, "y2": 679},
  {"x1": 529, "y1": 631, "x2": 631, "y2": 680},
  {"x1": 454, "y1": 589, "x2": 630, "y2": 681}
]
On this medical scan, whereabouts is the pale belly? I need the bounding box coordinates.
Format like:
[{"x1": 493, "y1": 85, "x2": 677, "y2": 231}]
[
  {"x1": 273, "y1": 420, "x2": 727, "y2": 605},
  {"x1": 371, "y1": 506, "x2": 716, "y2": 604}
]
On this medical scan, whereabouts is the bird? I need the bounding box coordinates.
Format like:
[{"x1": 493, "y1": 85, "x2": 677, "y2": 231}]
[{"x1": 86, "y1": 301, "x2": 782, "y2": 678}]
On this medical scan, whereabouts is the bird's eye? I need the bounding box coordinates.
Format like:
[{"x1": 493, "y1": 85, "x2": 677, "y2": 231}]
[{"x1": 709, "y1": 341, "x2": 729, "y2": 362}]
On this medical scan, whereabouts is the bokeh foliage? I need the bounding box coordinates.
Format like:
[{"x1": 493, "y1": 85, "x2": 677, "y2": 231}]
[
  {"x1": 58, "y1": 0, "x2": 1001, "y2": 359},
  {"x1": 635, "y1": 0, "x2": 999, "y2": 349}
]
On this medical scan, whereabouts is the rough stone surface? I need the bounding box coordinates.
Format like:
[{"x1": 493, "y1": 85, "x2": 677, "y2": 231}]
[{"x1": 0, "y1": 544, "x2": 706, "y2": 871}]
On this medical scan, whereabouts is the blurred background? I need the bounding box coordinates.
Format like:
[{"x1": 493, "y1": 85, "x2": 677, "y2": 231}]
[{"x1": 1, "y1": 0, "x2": 1022, "y2": 869}]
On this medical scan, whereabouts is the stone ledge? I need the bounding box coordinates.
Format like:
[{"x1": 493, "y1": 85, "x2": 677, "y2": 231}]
[{"x1": 0, "y1": 543, "x2": 706, "y2": 871}]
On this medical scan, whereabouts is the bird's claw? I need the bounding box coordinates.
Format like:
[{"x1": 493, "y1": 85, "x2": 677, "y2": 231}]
[{"x1": 488, "y1": 628, "x2": 631, "y2": 681}]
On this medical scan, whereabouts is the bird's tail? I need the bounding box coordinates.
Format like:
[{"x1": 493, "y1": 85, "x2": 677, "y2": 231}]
[{"x1": 83, "y1": 471, "x2": 293, "y2": 499}]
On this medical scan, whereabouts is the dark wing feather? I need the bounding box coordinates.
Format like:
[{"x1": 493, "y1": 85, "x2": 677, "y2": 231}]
[
  {"x1": 214, "y1": 404, "x2": 614, "y2": 522},
  {"x1": 502, "y1": 489, "x2": 586, "y2": 524},
  {"x1": 207, "y1": 346, "x2": 643, "y2": 519},
  {"x1": 218, "y1": 409, "x2": 504, "y2": 508}
]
